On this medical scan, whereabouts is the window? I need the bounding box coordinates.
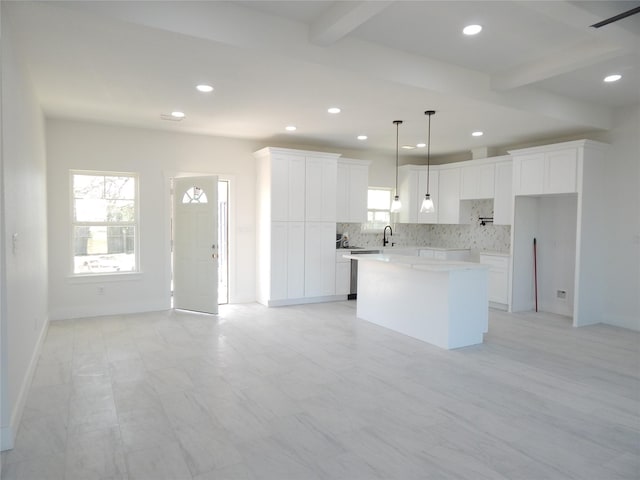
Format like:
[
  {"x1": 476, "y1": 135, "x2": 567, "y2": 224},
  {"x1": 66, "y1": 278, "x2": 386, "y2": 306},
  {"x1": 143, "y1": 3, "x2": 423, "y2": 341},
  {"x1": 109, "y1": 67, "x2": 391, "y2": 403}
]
[
  {"x1": 364, "y1": 187, "x2": 392, "y2": 231},
  {"x1": 72, "y1": 171, "x2": 138, "y2": 274}
]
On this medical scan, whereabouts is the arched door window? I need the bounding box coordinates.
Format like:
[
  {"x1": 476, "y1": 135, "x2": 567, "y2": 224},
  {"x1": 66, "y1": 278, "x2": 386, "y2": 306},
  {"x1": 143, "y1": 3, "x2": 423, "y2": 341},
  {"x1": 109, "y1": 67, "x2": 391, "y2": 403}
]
[{"x1": 182, "y1": 186, "x2": 208, "y2": 204}]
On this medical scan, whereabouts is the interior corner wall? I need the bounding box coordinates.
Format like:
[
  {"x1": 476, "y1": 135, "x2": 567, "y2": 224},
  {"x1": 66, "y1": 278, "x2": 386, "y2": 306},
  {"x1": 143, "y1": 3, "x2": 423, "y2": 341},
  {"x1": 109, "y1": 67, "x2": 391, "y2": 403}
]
[
  {"x1": 1, "y1": 11, "x2": 49, "y2": 451},
  {"x1": 603, "y1": 105, "x2": 640, "y2": 331},
  {"x1": 46, "y1": 119, "x2": 258, "y2": 320}
]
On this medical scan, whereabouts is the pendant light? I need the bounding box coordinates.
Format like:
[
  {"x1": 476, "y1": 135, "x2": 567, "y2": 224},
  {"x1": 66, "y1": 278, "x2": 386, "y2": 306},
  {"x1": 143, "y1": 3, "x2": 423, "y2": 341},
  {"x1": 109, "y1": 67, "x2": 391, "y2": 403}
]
[
  {"x1": 420, "y1": 110, "x2": 436, "y2": 214},
  {"x1": 390, "y1": 120, "x2": 403, "y2": 213}
]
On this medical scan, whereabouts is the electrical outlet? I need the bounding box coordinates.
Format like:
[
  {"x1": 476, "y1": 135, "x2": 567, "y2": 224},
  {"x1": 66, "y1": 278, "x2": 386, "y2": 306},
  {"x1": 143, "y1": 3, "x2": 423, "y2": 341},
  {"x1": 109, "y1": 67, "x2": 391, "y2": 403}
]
[
  {"x1": 97, "y1": 286, "x2": 105, "y2": 295},
  {"x1": 557, "y1": 290, "x2": 567, "y2": 299}
]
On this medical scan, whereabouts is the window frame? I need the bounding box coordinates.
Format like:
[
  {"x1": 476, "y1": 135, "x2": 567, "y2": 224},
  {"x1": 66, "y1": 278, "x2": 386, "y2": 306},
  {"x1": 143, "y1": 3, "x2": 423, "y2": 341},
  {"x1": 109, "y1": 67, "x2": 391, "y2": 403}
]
[
  {"x1": 363, "y1": 187, "x2": 392, "y2": 232},
  {"x1": 70, "y1": 170, "x2": 140, "y2": 277}
]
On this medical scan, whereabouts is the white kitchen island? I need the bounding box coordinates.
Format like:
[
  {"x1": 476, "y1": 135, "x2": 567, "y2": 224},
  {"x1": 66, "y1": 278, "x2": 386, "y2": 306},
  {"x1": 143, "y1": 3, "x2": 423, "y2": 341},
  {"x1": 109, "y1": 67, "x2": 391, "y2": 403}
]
[{"x1": 345, "y1": 254, "x2": 489, "y2": 350}]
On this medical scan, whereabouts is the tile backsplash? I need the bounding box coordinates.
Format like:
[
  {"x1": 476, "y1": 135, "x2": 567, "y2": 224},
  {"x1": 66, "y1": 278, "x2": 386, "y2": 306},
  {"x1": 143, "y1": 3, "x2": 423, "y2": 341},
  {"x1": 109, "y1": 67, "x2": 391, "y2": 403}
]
[{"x1": 338, "y1": 199, "x2": 511, "y2": 253}]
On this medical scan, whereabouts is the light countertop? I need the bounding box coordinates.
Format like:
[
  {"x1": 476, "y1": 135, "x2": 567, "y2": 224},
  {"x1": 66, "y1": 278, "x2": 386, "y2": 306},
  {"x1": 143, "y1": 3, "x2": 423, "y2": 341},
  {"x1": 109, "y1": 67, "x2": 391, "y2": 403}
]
[{"x1": 343, "y1": 253, "x2": 489, "y2": 272}]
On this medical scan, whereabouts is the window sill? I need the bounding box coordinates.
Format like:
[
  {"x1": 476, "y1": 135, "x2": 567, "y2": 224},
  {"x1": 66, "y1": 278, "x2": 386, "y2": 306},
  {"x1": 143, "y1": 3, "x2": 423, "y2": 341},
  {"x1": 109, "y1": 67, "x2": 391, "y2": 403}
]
[{"x1": 67, "y1": 272, "x2": 143, "y2": 284}]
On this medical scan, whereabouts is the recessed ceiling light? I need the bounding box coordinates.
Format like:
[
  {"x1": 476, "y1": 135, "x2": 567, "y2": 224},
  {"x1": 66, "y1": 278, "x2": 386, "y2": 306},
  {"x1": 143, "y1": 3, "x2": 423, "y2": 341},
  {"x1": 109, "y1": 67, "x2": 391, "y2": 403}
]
[
  {"x1": 416, "y1": 143, "x2": 426, "y2": 148},
  {"x1": 196, "y1": 84, "x2": 214, "y2": 92},
  {"x1": 171, "y1": 111, "x2": 185, "y2": 118},
  {"x1": 357, "y1": 135, "x2": 368, "y2": 140},
  {"x1": 603, "y1": 74, "x2": 622, "y2": 82},
  {"x1": 401, "y1": 145, "x2": 416, "y2": 150},
  {"x1": 285, "y1": 125, "x2": 297, "y2": 131},
  {"x1": 327, "y1": 107, "x2": 341, "y2": 114},
  {"x1": 463, "y1": 24, "x2": 482, "y2": 35},
  {"x1": 472, "y1": 131, "x2": 484, "y2": 137}
]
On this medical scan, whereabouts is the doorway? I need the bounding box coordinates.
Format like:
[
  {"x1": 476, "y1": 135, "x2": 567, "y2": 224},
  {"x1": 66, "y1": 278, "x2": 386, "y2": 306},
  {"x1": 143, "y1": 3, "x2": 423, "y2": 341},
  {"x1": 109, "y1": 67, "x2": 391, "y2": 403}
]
[{"x1": 171, "y1": 177, "x2": 229, "y2": 311}]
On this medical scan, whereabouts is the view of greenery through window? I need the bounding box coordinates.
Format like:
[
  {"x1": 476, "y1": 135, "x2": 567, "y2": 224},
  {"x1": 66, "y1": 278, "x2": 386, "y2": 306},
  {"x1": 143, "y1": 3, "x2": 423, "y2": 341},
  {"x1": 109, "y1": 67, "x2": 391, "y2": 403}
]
[{"x1": 73, "y1": 173, "x2": 137, "y2": 274}]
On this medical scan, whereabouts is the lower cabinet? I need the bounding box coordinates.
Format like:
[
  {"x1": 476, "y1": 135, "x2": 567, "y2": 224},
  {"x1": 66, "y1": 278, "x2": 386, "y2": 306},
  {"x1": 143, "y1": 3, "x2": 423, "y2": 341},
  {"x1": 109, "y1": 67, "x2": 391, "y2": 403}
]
[
  {"x1": 270, "y1": 221, "x2": 304, "y2": 301},
  {"x1": 304, "y1": 222, "x2": 336, "y2": 297},
  {"x1": 479, "y1": 253, "x2": 509, "y2": 308}
]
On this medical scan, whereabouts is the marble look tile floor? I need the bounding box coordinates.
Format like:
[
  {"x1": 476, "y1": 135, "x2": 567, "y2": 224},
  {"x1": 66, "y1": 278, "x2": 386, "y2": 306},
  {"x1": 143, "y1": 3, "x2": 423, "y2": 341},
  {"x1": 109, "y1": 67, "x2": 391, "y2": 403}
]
[{"x1": 1, "y1": 302, "x2": 638, "y2": 480}]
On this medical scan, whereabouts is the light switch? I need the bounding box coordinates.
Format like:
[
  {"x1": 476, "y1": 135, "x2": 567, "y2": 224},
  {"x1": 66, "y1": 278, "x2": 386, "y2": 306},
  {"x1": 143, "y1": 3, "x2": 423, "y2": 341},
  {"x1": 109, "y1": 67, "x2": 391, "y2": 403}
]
[{"x1": 12, "y1": 233, "x2": 18, "y2": 255}]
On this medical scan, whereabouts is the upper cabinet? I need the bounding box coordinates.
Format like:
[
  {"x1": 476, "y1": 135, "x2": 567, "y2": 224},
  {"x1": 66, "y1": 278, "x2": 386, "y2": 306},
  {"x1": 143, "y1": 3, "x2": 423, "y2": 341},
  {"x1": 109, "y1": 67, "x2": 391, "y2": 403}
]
[
  {"x1": 460, "y1": 162, "x2": 495, "y2": 200},
  {"x1": 268, "y1": 151, "x2": 306, "y2": 222},
  {"x1": 336, "y1": 158, "x2": 370, "y2": 223},
  {"x1": 305, "y1": 155, "x2": 338, "y2": 222},
  {"x1": 511, "y1": 146, "x2": 578, "y2": 196},
  {"x1": 398, "y1": 165, "x2": 439, "y2": 224},
  {"x1": 493, "y1": 160, "x2": 513, "y2": 225},
  {"x1": 437, "y1": 166, "x2": 461, "y2": 224}
]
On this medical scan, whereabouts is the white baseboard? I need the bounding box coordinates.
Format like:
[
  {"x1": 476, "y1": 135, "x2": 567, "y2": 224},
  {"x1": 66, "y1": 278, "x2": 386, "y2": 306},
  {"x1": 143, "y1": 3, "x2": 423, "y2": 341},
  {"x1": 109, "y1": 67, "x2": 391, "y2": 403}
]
[
  {"x1": 267, "y1": 295, "x2": 347, "y2": 307},
  {"x1": 49, "y1": 299, "x2": 170, "y2": 321},
  {"x1": 1, "y1": 318, "x2": 49, "y2": 452}
]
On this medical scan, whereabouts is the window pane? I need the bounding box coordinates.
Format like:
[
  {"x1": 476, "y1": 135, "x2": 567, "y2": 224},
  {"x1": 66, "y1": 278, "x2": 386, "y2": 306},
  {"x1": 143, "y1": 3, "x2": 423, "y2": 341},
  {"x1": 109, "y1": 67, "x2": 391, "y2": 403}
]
[
  {"x1": 73, "y1": 226, "x2": 136, "y2": 273},
  {"x1": 104, "y1": 176, "x2": 135, "y2": 199},
  {"x1": 74, "y1": 175, "x2": 104, "y2": 199},
  {"x1": 368, "y1": 189, "x2": 391, "y2": 210}
]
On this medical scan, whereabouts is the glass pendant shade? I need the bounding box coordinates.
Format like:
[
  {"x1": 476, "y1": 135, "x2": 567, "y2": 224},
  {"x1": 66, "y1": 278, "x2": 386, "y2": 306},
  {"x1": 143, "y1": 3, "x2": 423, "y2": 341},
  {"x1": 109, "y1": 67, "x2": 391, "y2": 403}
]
[
  {"x1": 390, "y1": 195, "x2": 402, "y2": 213},
  {"x1": 420, "y1": 193, "x2": 434, "y2": 213}
]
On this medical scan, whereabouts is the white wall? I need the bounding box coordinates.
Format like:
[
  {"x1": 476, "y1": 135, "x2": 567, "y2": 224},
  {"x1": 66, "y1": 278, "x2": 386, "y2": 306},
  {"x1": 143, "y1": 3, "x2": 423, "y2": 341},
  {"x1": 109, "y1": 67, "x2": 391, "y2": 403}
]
[
  {"x1": 603, "y1": 105, "x2": 640, "y2": 330},
  {"x1": 0, "y1": 13, "x2": 49, "y2": 451},
  {"x1": 47, "y1": 120, "x2": 259, "y2": 319}
]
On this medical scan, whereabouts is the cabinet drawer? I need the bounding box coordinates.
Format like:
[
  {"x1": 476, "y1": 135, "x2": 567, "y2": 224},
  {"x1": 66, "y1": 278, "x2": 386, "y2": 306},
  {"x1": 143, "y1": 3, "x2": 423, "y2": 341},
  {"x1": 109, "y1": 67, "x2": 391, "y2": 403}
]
[{"x1": 480, "y1": 255, "x2": 509, "y2": 269}]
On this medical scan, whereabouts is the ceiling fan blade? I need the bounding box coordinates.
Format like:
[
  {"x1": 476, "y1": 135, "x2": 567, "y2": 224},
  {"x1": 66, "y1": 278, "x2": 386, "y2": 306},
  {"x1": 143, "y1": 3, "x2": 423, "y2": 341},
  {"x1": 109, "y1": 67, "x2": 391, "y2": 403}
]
[{"x1": 590, "y1": 5, "x2": 640, "y2": 28}]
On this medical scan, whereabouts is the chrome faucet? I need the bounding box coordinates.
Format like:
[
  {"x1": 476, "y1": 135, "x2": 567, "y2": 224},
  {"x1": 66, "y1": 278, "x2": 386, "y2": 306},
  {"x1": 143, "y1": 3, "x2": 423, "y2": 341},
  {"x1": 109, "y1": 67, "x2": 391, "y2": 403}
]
[{"x1": 383, "y1": 225, "x2": 393, "y2": 247}]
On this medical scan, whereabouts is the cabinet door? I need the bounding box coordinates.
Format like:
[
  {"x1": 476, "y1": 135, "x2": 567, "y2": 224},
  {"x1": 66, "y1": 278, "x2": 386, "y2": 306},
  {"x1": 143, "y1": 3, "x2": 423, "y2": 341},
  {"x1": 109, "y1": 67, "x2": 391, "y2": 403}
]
[
  {"x1": 336, "y1": 163, "x2": 349, "y2": 223},
  {"x1": 348, "y1": 164, "x2": 369, "y2": 223},
  {"x1": 306, "y1": 157, "x2": 337, "y2": 222},
  {"x1": 271, "y1": 155, "x2": 305, "y2": 222},
  {"x1": 289, "y1": 156, "x2": 306, "y2": 221},
  {"x1": 304, "y1": 222, "x2": 336, "y2": 297},
  {"x1": 460, "y1": 165, "x2": 480, "y2": 200},
  {"x1": 270, "y1": 222, "x2": 288, "y2": 300},
  {"x1": 438, "y1": 168, "x2": 461, "y2": 224},
  {"x1": 493, "y1": 162, "x2": 513, "y2": 225},
  {"x1": 287, "y1": 222, "x2": 305, "y2": 299},
  {"x1": 478, "y1": 164, "x2": 496, "y2": 198},
  {"x1": 516, "y1": 153, "x2": 544, "y2": 195},
  {"x1": 417, "y1": 168, "x2": 438, "y2": 224},
  {"x1": 545, "y1": 148, "x2": 577, "y2": 194}
]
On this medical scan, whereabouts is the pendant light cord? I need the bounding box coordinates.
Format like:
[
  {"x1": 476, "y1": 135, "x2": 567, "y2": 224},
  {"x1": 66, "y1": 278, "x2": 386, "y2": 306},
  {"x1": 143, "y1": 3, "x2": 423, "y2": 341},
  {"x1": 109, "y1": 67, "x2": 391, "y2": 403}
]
[
  {"x1": 395, "y1": 121, "x2": 399, "y2": 196},
  {"x1": 425, "y1": 110, "x2": 435, "y2": 196}
]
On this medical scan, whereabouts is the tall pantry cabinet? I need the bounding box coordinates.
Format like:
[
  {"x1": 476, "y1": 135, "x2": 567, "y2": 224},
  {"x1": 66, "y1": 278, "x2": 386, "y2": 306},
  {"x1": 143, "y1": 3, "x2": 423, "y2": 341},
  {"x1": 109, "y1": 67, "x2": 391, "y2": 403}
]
[{"x1": 254, "y1": 147, "x2": 340, "y2": 306}]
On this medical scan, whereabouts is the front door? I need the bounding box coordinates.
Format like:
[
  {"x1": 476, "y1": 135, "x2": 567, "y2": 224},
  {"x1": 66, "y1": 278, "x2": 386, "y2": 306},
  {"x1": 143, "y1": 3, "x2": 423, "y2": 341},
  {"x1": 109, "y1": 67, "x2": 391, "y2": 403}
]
[{"x1": 173, "y1": 176, "x2": 218, "y2": 314}]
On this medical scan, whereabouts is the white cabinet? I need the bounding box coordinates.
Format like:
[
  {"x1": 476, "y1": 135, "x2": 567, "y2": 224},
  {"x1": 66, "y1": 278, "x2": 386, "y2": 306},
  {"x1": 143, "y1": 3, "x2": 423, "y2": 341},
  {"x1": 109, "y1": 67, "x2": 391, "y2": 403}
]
[
  {"x1": 493, "y1": 160, "x2": 513, "y2": 225},
  {"x1": 335, "y1": 251, "x2": 351, "y2": 295},
  {"x1": 479, "y1": 253, "x2": 510, "y2": 308},
  {"x1": 271, "y1": 153, "x2": 306, "y2": 222},
  {"x1": 512, "y1": 147, "x2": 578, "y2": 195},
  {"x1": 398, "y1": 165, "x2": 438, "y2": 224},
  {"x1": 336, "y1": 158, "x2": 370, "y2": 223},
  {"x1": 305, "y1": 222, "x2": 336, "y2": 297},
  {"x1": 270, "y1": 221, "x2": 304, "y2": 301},
  {"x1": 306, "y1": 156, "x2": 337, "y2": 222},
  {"x1": 437, "y1": 167, "x2": 461, "y2": 224},
  {"x1": 460, "y1": 163, "x2": 495, "y2": 200},
  {"x1": 254, "y1": 147, "x2": 341, "y2": 306},
  {"x1": 417, "y1": 168, "x2": 438, "y2": 224}
]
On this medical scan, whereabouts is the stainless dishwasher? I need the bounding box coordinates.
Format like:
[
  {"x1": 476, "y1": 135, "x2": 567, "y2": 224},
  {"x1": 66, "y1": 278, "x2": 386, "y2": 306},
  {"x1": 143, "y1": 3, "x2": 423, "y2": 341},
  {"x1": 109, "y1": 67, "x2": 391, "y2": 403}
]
[{"x1": 348, "y1": 249, "x2": 381, "y2": 300}]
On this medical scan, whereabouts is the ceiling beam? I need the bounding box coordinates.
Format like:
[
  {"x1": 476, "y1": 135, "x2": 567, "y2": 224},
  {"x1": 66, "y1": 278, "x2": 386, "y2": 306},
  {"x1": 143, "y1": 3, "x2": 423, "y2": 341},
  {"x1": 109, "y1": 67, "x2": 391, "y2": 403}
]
[
  {"x1": 309, "y1": 1, "x2": 394, "y2": 46},
  {"x1": 491, "y1": 40, "x2": 628, "y2": 91}
]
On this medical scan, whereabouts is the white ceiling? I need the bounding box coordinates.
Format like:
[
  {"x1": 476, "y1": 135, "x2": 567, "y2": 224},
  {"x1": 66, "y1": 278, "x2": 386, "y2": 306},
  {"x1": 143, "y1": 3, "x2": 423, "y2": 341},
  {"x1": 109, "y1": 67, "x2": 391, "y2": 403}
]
[{"x1": 5, "y1": 0, "x2": 640, "y2": 161}]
